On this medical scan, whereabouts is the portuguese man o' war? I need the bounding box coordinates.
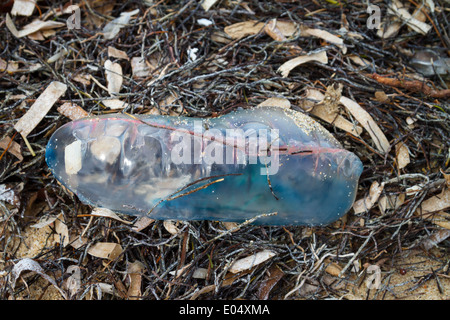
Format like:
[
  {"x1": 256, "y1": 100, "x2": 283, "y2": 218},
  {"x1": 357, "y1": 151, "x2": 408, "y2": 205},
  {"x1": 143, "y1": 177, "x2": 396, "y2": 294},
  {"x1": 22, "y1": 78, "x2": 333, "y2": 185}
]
[{"x1": 45, "y1": 107, "x2": 363, "y2": 226}]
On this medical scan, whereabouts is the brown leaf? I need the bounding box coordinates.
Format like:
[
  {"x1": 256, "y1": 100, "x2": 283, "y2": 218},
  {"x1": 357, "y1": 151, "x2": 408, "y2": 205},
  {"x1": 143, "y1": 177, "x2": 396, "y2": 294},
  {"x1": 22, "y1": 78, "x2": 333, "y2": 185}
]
[
  {"x1": 88, "y1": 242, "x2": 123, "y2": 260},
  {"x1": 257, "y1": 264, "x2": 284, "y2": 300},
  {"x1": 0, "y1": 135, "x2": 23, "y2": 161}
]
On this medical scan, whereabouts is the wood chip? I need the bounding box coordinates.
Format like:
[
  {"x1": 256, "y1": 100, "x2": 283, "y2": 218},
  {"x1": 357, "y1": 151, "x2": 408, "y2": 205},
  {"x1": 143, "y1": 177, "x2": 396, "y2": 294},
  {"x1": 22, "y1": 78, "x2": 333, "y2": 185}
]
[
  {"x1": 229, "y1": 250, "x2": 276, "y2": 274},
  {"x1": 353, "y1": 181, "x2": 385, "y2": 214},
  {"x1": 14, "y1": 81, "x2": 67, "y2": 138},
  {"x1": 104, "y1": 60, "x2": 123, "y2": 95},
  {"x1": 88, "y1": 242, "x2": 123, "y2": 260},
  {"x1": 57, "y1": 102, "x2": 89, "y2": 120},
  {"x1": 278, "y1": 51, "x2": 328, "y2": 78}
]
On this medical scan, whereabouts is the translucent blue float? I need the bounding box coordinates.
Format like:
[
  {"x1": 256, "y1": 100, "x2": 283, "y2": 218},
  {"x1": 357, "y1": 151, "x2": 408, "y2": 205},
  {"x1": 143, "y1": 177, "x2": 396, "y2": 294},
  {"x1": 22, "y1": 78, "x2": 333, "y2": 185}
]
[{"x1": 45, "y1": 107, "x2": 363, "y2": 226}]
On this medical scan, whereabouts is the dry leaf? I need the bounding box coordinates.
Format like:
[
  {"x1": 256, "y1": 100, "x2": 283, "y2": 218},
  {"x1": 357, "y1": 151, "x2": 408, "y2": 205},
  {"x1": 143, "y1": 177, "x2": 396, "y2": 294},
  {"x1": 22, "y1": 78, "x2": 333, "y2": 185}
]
[
  {"x1": 378, "y1": 193, "x2": 405, "y2": 214},
  {"x1": 11, "y1": 0, "x2": 36, "y2": 16},
  {"x1": 6, "y1": 14, "x2": 65, "y2": 38},
  {"x1": 0, "y1": 135, "x2": 23, "y2": 161},
  {"x1": 163, "y1": 220, "x2": 180, "y2": 235},
  {"x1": 108, "y1": 46, "x2": 129, "y2": 60},
  {"x1": 301, "y1": 26, "x2": 347, "y2": 53},
  {"x1": 72, "y1": 74, "x2": 91, "y2": 86},
  {"x1": 441, "y1": 169, "x2": 450, "y2": 187},
  {"x1": 264, "y1": 19, "x2": 286, "y2": 41},
  {"x1": 229, "y1": 250, "x2": 276, "y2": 274},
  {"x1": 395, "y1": 141, "x2": 410, "y2": 169},
  {"x1": 127, "y1": 261, "x2": 145, "y2": 300},
  {"x1": 88, "y1": 242, "x2": 123, "y2": 260},
  {"x1": 353, "y1": 181, "x2": 385, "y2": 214},
  {"x1": 91, "y1": 207, "x2": 132, "y2": 224},
  {"x1": 278, "y1": 51, "x2": 328, "y2": 78},
  {"x1": 131, "y1": 57, "x2": 151, "y2": 78},
  {"x1": 104, "y1": 60, "x2": 123, "y2": 95},
  {"x1": 0, "y1": 58, "x2": 19, "y2": 74},
  {"x1": 54, "y1": 213, "x2": 69, "y2": 247},
  {"x1": 348, "y1": 54, "x2": 372, "y2": 68},
  {"x1": 377, "y1": 21, "x2": 402, "y2": 39},
  {"x1": 340, "y1": 96, "x2": 390, "y2": 154},
  {"x1": 303, "y1": 89, "x2": 363, "y2": 136},
  {"x1": 225, "y1": 20, "x2": 299, "y2": 40},
  {"x1": 325, "y1": 262, "x2": 343, "y2": 277},
  {"x1": 257, "y1": 97, "x2": 291, "y2": 109},
  {"x1": 102, "y1": 99, "x2": 129, "y2": 110},
  {"x1": 64, "y1": 265, "x2": 81, "y2": 298},
  {"x1": 11, "y1": 258, "x2": 67, "y2": 299},
  {"x1": 257, "y1": 264, "x2": 284, "y2": 300},
  {"x1": 132, "y1": 216, "x2": 155, "y2": 232},
  {"x1": 70, "y1": 234, "x2": 88, "y2": 249},
  {"x1": 201, "y1": 0, "x2": 219, "y2": 11},
  {"x1": 416, "y1": 189, "x2": 450, "y2": 230},
  {"x1": 14, "y1": 81, "x2": 67, "y2": 138},
  {"x1": 58, "y1": 102, "x2": 89, "y2": 121},
  {"x1": 222, "y1": 222, "x2": 239, "y2": 231},
  {"x1": 30, "y1": 214, "x2": 59, "y2": 229},
  {"x1": 388, "y1": 0, "x2": 432, "y2": 35},
  {"x1": 103, "y1": 9, "x2": 140, "y2": 40},
  {"x1": 421, "y1": 229, "x2": 450, "y2": 251},
  {"x1": 224, "y1": 21, "x2": 265, "y2": 39}
]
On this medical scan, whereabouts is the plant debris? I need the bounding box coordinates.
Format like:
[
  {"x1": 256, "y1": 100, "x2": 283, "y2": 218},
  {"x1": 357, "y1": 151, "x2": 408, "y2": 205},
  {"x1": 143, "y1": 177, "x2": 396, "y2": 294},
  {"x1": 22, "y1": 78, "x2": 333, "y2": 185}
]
[{"x1": 0, "y1": 0, "x2": 449, "y2": 301}]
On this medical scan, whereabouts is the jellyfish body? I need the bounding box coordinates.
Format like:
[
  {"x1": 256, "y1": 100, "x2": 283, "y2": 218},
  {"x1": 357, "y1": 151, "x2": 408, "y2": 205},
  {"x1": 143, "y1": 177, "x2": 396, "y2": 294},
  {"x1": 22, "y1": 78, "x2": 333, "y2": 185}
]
[{"x1": 45, "y1": 107, "x2": 363, "y2": 226}]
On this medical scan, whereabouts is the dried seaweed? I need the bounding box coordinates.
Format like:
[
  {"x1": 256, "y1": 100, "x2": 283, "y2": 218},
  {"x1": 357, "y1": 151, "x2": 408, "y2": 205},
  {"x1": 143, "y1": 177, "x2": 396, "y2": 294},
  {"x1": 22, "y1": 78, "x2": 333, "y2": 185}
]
[{"x1": 0, "y1": 0, "x2": 449, "y2": 300}]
